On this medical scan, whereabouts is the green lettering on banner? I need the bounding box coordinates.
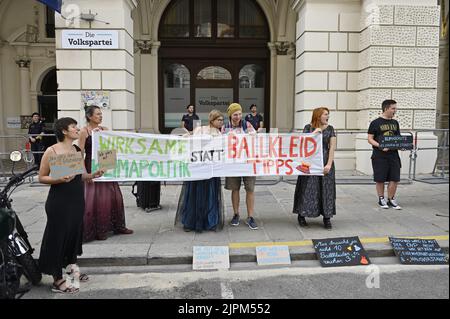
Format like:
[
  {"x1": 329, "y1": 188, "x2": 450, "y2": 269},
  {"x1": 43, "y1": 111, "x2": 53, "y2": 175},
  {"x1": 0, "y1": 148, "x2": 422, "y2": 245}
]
[
  {"x1": 116, "y1": 160, "x2": 130, "y2": 178},
  {"x1": 148, "y1": 139, "x2": 163, "y2": 155},
  {"x1": 124, "y1": 138, "x2": 135, "y2": 154},
  {"x1": 181, "y1": 162, "x2": 191, "y2": 178},
  {"x1": 116, "y1": 137, "x2": 125, "y2": 153},
  {"x1": 149, "y1": 161, "x2": 159, "y2": 177},
  {"x1": 99, "y1": 136, "x2": 114, "y2": 151},
  {"x1": 165, "y1": 140, "x2": 179, "y2": 155},
  {"x1": 136, "y1": 138, "x2": 147, "y2": 155},
  {"x1": 127, "y1": 160, "x2": 141, "y2": 178}
]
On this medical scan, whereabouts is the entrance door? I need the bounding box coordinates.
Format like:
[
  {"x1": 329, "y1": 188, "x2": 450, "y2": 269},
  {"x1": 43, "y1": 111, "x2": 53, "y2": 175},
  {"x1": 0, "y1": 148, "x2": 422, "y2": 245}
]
[
  {"x1": 160, "y1": 59, "x2": 267, "y2": 133},
  {"x1": 158, "y1": 0, "x2": 270, "y2": 134}
]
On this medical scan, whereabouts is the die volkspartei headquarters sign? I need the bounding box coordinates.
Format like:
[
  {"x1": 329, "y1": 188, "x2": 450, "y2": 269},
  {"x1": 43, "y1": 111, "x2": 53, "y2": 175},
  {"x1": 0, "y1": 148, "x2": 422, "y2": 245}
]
[
  {"x1": 91, "y1": 131, "x2": 324, "y2": 182},
  {"x1": 61, "y1": 30, "x2": 119, "y2": 49}
]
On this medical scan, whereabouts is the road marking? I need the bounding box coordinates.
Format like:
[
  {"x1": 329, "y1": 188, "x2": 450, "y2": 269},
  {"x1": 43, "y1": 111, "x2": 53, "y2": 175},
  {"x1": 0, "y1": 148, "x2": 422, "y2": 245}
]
[
  {"x1": 220, "y1": 282, "x2": 234, "y2": 299},
  {"x1": 229, "y1": 235, "x2": 450, "y2": 249}
]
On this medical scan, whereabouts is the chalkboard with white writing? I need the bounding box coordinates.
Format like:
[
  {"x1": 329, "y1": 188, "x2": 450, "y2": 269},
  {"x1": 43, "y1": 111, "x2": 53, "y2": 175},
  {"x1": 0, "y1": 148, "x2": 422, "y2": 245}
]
[
  {"x1": 389, "y1": 237, "x2": 448, "y2": 265},
  {"x1": 312, "y1": 237, "x2": 371, "y2": 268},
  {"x1": 379, "y1": 135, "x2": 414, "y2": 150}
]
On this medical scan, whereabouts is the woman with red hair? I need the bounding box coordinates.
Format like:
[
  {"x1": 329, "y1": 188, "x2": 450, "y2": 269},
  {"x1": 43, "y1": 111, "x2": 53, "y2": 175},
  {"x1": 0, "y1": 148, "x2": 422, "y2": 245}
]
[{"x1": 293, "y1": 107, "x2": 337, "y2": 229}]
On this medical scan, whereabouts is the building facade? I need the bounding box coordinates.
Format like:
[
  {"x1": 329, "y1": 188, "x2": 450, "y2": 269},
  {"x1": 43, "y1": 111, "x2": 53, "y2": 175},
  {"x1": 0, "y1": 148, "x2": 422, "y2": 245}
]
[{"x1": 0, "y1": 0, "x2": 447, "y2": 174}]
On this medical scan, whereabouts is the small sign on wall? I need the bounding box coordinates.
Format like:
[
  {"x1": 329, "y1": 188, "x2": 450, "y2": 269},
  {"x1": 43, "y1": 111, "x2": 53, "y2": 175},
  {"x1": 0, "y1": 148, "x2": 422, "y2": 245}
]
[
  {"x1": 81, "y1": 91, "x2": 110, "y2": 109},
  {"x1": 6, "y1": 117, "x2": 21, "y2": 129},
  {"x1": 62, "y1": 30, "x2": 119, "y2": 49}
]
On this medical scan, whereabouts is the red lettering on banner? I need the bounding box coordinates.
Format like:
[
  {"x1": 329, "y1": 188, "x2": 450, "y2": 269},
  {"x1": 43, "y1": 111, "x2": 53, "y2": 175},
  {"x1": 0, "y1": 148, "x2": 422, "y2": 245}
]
[
  {"x1": 268, "y1": 136, "x2": 278, "y2": 157},
  {"x1": 304, "y1": 137, "x2": 317, "y2": 158},
  {"x1": 279, "y1": 137, "x2": 288, "y2": 158},
  {"x1": 276, "y1": 159, "x2": 284, "y2": 174},
  {"x1": 247, "y1": 159, "x2": 261, "y2": 174},
  {"x1": 228, "y1": 134, "x2": 238, "y2": 159},
  {"x1": 299, "y1": 136, "x2": 304, "y2": 157},
  {"x1": 289, "y1": 136, "x2": 299, "y2": 157},
  {"x1": 285, "y1": 160, "x2": 294, "y2": 175},
  {"x1": 237, "y1": 136, "x2": 250, "y2": 158}
]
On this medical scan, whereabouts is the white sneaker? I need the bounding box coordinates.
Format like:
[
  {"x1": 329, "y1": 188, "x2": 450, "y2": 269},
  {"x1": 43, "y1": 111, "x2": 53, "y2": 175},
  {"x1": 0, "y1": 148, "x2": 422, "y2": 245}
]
[
  {"x1": 388, "y1": 198, "x2": 402, "y2": 210},
  {"x1": 378, "y1": 197, "x2": 389, "y2": 209}
]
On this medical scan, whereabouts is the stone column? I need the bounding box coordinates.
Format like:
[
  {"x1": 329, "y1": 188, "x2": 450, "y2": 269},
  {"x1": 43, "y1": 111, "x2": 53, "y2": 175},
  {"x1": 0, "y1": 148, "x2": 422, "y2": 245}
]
[
  {"x1": 16, "y1": 58, "x2": 32, "y2": 117},
  {"x1": 0, "y1": 41, "x2": 5, "y2": 145},
  {"x1": 356, "y1": 0, "x2": 441, "y2": 175},
  {"x1": 55, "y1": 0, "x2": 137, "y2": 131}
]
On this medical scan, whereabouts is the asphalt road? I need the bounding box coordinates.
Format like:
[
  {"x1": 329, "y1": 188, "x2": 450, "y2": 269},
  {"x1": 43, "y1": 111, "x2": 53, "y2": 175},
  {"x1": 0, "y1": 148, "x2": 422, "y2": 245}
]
[{"x1": 22, "y1": 258, "x2": 448, "y2": 300}]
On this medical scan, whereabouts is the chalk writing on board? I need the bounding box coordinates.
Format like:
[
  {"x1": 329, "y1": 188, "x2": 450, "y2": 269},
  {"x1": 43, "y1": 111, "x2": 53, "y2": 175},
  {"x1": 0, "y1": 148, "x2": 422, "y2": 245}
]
[
  {"x1": 312, "y1": 237, "x2": 370, "y2": 268},
  {"x1": 389, "y1": 237, "x2": 448, "y2": 265}
]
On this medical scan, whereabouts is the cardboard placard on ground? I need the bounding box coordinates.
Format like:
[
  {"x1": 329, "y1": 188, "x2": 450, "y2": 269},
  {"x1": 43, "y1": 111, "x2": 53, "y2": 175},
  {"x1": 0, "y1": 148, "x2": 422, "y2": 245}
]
[
  {"x1": 389, "y1": 237, "x2": 449, "y2": 265},
  {"x1": 49, "y1": 152, "x2": 85, "y2": 179},
  {"x1": 312, "y1": 237, "x2": 371, "y2": 268},
  {"x1": 256, "y1": 245, "x2": 291, "y2": 266},
  {"x1": 98, "y1": 149, "x2": 117, "y2": 171},
  {"x1": 193, "y1": 246, "x2": 230, "y2": 270}
]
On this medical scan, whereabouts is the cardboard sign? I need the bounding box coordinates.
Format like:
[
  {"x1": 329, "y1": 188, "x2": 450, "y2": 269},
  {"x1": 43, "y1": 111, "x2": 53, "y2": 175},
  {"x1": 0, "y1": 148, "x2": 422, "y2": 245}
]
[
  {"x1": 49, "y1": 152, "x2": 85, "y2": 179},
  {"x1": 256, "y1": 246, "x2": 291, "y2": 266},
  {"x1": 389, "y1": 237, "x2": 448, "y2": 265},
  {"x1": 379, "y1": 135, "x2": 414, "y2": 150},
  {"x1": 193, "y1": 246, "x2": 230, "y2": 270},
  {"x1": 98, "y1": 150, "x2": 117, "y2": 171},
  {"x1": 312, "y1": 237, "x2": 371, "y2": 268}
]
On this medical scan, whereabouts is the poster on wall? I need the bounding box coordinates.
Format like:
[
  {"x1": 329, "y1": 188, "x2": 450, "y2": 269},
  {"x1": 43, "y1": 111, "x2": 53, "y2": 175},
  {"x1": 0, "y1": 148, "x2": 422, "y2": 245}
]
[
  {"x1": 6, "y1": 117, "x2": 21, "y2": 129},
  {"x1": 20, "y1": 115, "x2": 33, "y2": 129},
  {"x1": 81, "y1": 91, "x2": 110, "y2": 109}
]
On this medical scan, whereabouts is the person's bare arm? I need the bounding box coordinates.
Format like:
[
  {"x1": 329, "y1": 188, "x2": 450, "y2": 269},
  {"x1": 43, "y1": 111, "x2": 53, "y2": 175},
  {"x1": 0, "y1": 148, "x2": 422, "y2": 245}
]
[
  {"x1": 78, "y1": 128, "x2": 88, "y2": 155},
  {"x1": 324, "y1": 136, "x2": 336, "y2": 175},
  {"x1": 368, "y1": 134, "x2": 388, "y2": 152}
]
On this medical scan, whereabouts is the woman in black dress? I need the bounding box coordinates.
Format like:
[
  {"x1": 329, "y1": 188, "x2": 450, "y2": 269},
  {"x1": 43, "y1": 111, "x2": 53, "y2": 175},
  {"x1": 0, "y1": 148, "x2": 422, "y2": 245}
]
[
  {"x1": 293, "y1": 107, "x2": 337, "y2": 230},
  {"x1": 38, "y1": 118, "x2": 103, "y2": 294}
]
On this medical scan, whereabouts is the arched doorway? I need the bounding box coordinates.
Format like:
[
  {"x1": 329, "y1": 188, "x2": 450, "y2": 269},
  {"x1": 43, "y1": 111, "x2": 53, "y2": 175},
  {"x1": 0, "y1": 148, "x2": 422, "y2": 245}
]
[
  {"x1": 38, "y1": 68, "x2": 57, "y2": 128},
  {"x1": 158, "y1": 0, "x2": 270, "y2": 133}
]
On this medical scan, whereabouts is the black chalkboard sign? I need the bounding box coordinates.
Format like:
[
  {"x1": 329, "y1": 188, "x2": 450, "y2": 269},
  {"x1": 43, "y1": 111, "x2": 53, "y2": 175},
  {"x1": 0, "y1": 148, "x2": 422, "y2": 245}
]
[
  {"x1": 389, "y1": 237, "x2": 449, "y2": 265},
  {"x1": 312, "y1": 237, "x2": 371, "y2": 267},
  {"x1": 379, "y1": 135, "x2": 414, "y2": 150}
]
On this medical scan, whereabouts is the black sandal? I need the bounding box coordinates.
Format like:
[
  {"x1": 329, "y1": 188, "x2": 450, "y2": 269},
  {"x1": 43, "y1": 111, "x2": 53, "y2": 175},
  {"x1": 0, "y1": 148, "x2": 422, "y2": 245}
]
[
  {"x1": 323, "y1": 218, "x2": 332, "y2": 230},
  {"x1": 298, "y1": 215, "x2": 308, "y2": 227},
  {"x1": 51, "y1": 280, "x2": 78, "y2": 294}
]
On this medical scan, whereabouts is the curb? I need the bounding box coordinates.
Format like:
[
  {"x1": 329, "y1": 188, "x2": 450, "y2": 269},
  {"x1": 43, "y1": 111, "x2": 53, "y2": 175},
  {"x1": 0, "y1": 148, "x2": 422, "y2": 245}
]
[{"x1": 76, "y1": 243, "x2": 450, "y2": 268}]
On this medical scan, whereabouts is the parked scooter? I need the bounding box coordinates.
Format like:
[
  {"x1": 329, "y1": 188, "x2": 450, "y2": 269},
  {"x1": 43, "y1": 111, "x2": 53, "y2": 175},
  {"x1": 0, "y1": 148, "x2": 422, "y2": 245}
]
[{"x1": 0, "y1": 151, "x2": 42, "y2": 299}]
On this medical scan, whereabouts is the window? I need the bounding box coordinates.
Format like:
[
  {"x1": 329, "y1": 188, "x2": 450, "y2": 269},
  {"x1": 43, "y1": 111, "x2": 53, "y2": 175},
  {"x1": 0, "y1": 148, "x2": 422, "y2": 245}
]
[
  {"x1": 160, "y1": 0, "x2": 190, "y2": 38},
  {"x1": 197, "y1": 66, "x2": 232, "y2": 80},
  {"x1": 46, "y1": 6, "x2": 55, "y2": 38},
  {"x1": 164, "y1": 64, "x2": 191, "y2": 127},
  {"x1": 159, "y1": 0, "x2": 268, "y2": 40}
]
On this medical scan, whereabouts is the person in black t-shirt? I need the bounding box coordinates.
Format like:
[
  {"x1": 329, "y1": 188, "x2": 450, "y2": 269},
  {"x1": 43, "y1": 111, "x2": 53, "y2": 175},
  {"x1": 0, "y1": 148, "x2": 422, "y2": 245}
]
[
  {"x1": 244, "y1": 104, "x2": 264, "y2": 132},
  {"x1": 28, "y1": 112, "x2": 45, "y2": 166},
  {"x1": 368, "y1": 100, "x2": 403, "y2": 210},
  {"x1": 181, "y1": 105, "x2": 200, "y2": 134}
]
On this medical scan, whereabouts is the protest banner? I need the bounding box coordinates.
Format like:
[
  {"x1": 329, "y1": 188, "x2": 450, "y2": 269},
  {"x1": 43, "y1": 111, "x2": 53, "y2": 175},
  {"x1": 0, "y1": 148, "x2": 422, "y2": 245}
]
[{"x1": 91, "y1": 131, "x2": 324, "y2": 182}]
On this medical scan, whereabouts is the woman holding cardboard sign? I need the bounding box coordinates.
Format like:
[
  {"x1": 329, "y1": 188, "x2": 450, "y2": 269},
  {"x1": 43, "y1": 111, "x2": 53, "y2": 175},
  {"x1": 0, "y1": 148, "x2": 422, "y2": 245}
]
[
  {"x1": 79, "y1": 105, "x2": 133, "y2": 242},
  {"x1": 292, "y1": 107, "x2": 337, "y2": 230},
  {"x1": 38, "y1": 118, "x2": 104, "y2": 294}
]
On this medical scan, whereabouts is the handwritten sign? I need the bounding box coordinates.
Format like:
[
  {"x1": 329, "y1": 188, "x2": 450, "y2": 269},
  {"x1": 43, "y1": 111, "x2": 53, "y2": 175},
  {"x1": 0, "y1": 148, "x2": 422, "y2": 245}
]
[
  {"x1": 98, "y1": 150, "x2": 117, "y2": 171},
  {"x1": 312, "y1": 237, "x2": 371, "y2": 268},
  {"x1": 389, "y1": 237, "x2": 448, "y2": 265},
  {"x1": 379, "y1": 135, "x2": 414, "y2": 150},
  {"x1": 193, "y1": 246, "x2": 230, "y2": 270},
  {"x1": 256, "y1": 246, "x2": 291, "y2": 266},
  {"x1": 49, "y1": 152, "x2": 85, "y2": 179}
]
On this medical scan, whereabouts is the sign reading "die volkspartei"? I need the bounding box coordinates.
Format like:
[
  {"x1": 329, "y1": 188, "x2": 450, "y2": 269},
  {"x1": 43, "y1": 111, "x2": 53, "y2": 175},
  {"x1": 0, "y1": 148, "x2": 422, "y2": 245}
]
[{"x1": 62, "y1": 30, "x2": 119, "y2": 49}]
